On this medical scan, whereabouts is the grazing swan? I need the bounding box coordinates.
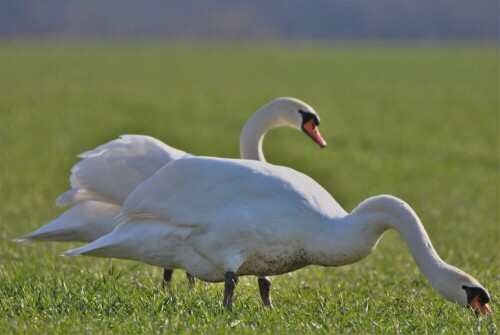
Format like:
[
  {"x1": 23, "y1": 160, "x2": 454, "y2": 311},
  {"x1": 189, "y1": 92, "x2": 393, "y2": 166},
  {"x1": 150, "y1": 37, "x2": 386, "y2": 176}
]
[
  {"x1": 64, "y1": 157, "x2": 491, "y2": 313},
  {"x1": 16, "y1": 97, "x2": 327, "y2": 291}
]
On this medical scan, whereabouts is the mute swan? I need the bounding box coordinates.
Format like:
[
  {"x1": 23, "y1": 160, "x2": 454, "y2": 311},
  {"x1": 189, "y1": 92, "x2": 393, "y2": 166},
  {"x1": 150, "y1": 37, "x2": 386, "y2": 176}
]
[
  {"x1": 16, "y1": 97, "x2": 326, "y2": 291},
  {"x1": 64, "y1": 156, "x2": 491, "y2": 314}
]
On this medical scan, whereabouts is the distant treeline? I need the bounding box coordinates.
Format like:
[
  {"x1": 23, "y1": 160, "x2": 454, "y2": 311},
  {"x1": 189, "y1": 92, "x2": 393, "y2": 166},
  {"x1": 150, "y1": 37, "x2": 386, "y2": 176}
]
[{"x1": 1, "y1": 0, "x2": 498, "y2": 42}]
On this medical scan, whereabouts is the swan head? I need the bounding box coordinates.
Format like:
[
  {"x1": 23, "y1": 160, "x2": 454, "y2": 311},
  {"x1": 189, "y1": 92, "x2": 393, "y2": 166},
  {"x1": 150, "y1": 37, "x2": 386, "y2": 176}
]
[
  {"x1": 267, "y1": 97, "x2": 327, "y2": 148},
  {"x1": 434, "y1": 265, "x2": 492, "y2": 315}
]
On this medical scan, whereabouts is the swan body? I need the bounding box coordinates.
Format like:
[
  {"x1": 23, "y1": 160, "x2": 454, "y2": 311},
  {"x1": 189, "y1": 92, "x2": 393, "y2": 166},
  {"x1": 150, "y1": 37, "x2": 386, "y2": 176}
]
[
  {"x1": 16, "y1": 97, "x2": 325, "y2": 244},
  {"x1": 65, "y1": 156, "x2": 491, "y2": 313}
]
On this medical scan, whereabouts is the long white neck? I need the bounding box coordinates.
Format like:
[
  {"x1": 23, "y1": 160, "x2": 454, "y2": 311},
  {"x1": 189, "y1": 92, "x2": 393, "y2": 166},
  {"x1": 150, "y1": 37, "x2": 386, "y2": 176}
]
[
  {"x1": 308, "y1": 194, "x2": 481, "y2": 305},
  {"x1": 348, "y1": 195, "x2": 450, "y2": 288},
  {"x1": 239, "y1": 105, "x2": 293, "y2": 162}
]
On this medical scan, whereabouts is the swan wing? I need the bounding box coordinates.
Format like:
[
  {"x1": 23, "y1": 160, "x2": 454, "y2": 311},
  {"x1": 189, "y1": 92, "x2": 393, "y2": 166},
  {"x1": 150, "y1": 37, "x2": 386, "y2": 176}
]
[
  {"x1": 120, "y1": 156, "x2": 346, "y2": 235},
  {"x1": 57, "y1": 135, "x2": 188, "y2": 207}
]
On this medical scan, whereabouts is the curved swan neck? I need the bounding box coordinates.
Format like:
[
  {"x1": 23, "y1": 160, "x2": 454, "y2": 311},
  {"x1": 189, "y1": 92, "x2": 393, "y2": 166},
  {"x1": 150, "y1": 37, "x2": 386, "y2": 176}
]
[
  {"x1": 352, "y1": 195, "x2": 445, "y2": 282},
  {"x1": 240, "y1": 104, "x2": 292, "y2": 162}
]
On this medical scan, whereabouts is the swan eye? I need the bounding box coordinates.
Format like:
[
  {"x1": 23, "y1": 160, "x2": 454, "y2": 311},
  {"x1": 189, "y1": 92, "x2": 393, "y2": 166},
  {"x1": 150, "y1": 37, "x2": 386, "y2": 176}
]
[
  {"x1": 299, "y1": 110, "x2": 320, "y2": 126},
  {"x1": 463, "y1": 286, "x2": 490, "y2": 304}
]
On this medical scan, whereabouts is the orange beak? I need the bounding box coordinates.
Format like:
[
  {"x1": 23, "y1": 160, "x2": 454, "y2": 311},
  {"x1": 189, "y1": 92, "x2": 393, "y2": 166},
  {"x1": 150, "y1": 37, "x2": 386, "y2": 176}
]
[
  {"x1": 302, "y1": 119, "x2": 327, "y2": 148},
  {"x1": 470, "y1": 294, "x2": 492, "y2": 315}
]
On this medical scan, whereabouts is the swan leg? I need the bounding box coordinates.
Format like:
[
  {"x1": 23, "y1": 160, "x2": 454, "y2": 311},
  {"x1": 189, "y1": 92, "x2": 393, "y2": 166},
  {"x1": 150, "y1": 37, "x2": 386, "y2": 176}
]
[
  {"x1": 258, "y1": 277, "x2": 273, "y2": 308},
  {"x1": 186, "y1": 272, "x2": 195, "y2": 289},
  {"x1": 223, "y1": 271, "x2": 239, "y2": 311},
  {"x1": 162, "y1": 269, "x2": 173, "y2": 287}
]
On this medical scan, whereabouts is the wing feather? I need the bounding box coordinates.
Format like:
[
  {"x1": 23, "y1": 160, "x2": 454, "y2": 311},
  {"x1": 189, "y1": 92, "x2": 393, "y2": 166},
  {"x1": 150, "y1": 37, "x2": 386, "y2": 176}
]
[{"x1": 57, "y1": 135, "x2": 188, "y2": 207}]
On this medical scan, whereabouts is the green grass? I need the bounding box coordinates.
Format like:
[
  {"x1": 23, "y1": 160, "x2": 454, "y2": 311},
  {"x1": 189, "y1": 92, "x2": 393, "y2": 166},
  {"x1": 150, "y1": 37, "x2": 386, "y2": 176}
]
[{"x1": 0, "y1": 43, "x2": 498, "y2": 334}]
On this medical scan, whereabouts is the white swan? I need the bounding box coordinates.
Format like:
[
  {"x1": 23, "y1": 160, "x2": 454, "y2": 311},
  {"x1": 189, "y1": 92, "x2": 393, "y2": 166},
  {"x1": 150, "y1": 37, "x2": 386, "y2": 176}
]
[
  {"x1": 16, "y1": 97, "x2": 326, "y2": 288},
  {"x1": 64, "y1": 156, "x2": 491, "y2": 314}
]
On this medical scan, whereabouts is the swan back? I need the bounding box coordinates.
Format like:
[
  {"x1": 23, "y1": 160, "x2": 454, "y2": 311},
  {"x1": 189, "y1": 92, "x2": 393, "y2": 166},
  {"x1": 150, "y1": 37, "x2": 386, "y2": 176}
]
[{"x1": 121, "y1": 156, "x2": 345, "y2": 226}]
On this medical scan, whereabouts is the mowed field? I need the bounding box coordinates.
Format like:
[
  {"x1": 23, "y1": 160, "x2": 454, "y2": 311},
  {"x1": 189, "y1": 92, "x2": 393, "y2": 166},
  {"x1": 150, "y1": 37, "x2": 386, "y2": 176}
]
[{"x1": 0, "y1": 44, "x2": 497, "y2": 334}]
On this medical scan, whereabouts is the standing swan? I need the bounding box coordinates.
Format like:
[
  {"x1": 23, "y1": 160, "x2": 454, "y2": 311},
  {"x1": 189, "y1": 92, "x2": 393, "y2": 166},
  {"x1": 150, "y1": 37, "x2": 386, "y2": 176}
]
[
  {"x1": 16, "y1": 98, "x2": 327, "y2": 292},
  {"x1": 64, "y1": 157, "x2": 491, "y2": 314}
]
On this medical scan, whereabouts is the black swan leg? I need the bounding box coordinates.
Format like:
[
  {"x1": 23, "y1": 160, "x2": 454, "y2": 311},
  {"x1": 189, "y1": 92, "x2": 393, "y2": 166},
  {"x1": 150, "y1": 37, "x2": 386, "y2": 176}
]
[
  {"x1": 223, "y1": 271, "x2": 239, "y2": 311},
  {"x1": 163, "y1": 269, "x2": 174, "y2": 287},
  {"x1": 186, "y1": 272, "x2": 195, "y2": 289},
  {"x1": 258, "y1": 277, "x2": 273, "y2": 308}
]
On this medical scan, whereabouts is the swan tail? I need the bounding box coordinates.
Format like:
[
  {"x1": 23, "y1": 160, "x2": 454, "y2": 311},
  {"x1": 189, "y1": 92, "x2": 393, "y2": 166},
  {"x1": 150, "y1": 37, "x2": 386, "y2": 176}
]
[
  {"x1": 62, "y1": 224, "x2": 139, "y2": 258},
  {"x1": 15, "y1": 201, "x2": 121, "y2": 244},
  {"x1": 62, "y1": 219, "x2": 175, "y2": 264},
  {"x1": 62, "y1": 238, "x2": 114, "y2": 257},
  {"x1": 15, "y1": 227, "x2": 82, "y2": 243}
]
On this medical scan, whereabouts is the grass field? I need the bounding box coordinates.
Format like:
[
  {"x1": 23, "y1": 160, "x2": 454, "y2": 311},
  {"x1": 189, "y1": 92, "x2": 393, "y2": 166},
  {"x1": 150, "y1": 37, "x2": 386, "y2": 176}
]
[{"x1": 0, "y1": 43, "x2": 498, "y2": 334}]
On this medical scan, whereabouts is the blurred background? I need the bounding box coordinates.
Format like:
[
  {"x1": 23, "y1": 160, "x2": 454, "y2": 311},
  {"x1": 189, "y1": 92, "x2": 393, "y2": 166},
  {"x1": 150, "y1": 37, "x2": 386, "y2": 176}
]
[{"x1": 1, "y1": 0, "x2": 497, "y2": 42}]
